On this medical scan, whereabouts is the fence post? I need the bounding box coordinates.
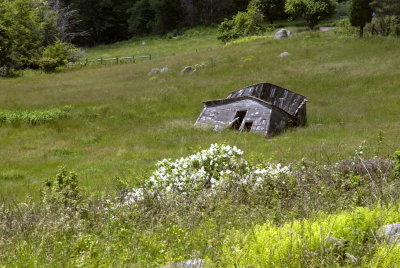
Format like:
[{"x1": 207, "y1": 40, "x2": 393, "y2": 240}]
[
  {"x1": 101, "y1": 57, "x2": 103, "y2": 64},
  {"x1": 149, "y1": 54, "x2": 152, "y2": 60},
  {"x1": 116, "y1": 56, "x2": 119, "y2": 64},
  {"x1": 132, "y1": 56, "x2": 135, "y2": 63}
]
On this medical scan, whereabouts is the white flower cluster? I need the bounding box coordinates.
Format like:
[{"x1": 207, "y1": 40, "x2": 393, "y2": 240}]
[
  {"x1": 123, "y1": 144, "x2": 291, "y2": 203},
  {"x1": 147, "y1": 144, "x2": 246, "y2": 196},
  {"x1": 248, "y1": 163, "x2": 291, "y2": 188}
]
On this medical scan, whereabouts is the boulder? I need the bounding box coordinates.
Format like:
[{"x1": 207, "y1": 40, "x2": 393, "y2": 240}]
[
  {"x1": 274, "y1": 29, "x2": 293, "y2": 40},
  {"x1": 180, "y1": 66, "x2": 193, "y2": 75},
  {"x1": 379, "y1": 223, "x2": 400, "y2": 244},
  {"x1": 279, "y1": 52, "x2": 290, "y2": 57}
]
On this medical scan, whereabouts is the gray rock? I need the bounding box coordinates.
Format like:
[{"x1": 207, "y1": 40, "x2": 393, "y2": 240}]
[
  {"x1": 194, "y1": 63, "x2": 206, "y2": 69},
  {"x1": 180, "y1": 66, "x2": 193, "y2": 75},
  {"x1": 379, "y1": 223, "x2": 400, "y2": 245},
  {"x1": 160, "y1": 66, "x2": 169, "y2": 73},
  {"x1": 345, "y1": 253, "x2": 358, "y2": 264},
  {"x1": 160, "y1": 258, "x2": 205, "y2": 268},
  {"x1": 279, "y1": 52, "x2": 290, "y2": 57},
  {"x1": 148, "y1": 68, "x2": 161, "y2": 76},
  {"x1": 274, "y1": 29, "x2": 293, "y2": 40}
]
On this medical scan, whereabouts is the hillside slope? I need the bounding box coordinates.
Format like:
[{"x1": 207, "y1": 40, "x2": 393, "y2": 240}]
[{"x1": 0, "y1": 31, "x2": 399, "y2": 202}]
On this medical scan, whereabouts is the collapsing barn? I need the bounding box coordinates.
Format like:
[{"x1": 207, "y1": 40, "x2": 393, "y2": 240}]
[{"x1": 195, "y1": 82, "x2": 307, "y2": 136}]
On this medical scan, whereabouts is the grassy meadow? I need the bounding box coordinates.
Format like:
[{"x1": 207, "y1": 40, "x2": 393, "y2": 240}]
[{"x1": 0, "y1": 30, "x2": 399, "y2": 203}]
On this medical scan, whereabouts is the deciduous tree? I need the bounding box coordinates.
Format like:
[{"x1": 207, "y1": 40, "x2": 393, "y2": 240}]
[{"x1": 285, "y1": 0, "x2": 337, "y2": 29}]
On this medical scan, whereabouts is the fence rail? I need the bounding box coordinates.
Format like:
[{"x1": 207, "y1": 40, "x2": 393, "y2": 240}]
[{"x1": 68, "y1": 55, "x2": 152, "y2": 68}]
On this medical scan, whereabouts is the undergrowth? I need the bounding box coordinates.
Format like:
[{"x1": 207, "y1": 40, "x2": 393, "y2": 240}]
[
  {"x1": 0, "y1": 106, "x2": 71, "y2": 126},
  {"x1": 0, "y1": 144, "x2": 399, "y2": 266}
]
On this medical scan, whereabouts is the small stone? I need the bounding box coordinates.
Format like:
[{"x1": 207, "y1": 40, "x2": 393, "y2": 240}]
[
  {"x1": 345, "y1": 253, "x2": 358, "y2": 264},
  {"x1": 160, "y1": 66, "x2": 169, "y2": 73},
  {"x1": 160, "y1": 258, "x2": 205, "y2": 268},
  {"x1": 180, "y1": 66, "x2": 193, "y2": 75},
  {"x1": 279, "y1": 52, "x2": 290, "y2": 57},
  {"x1": 379, "y1": 223, "x2": 400, "y2": 245},
  {"x1": 141, "y1": 41, "x2": 146, "y2": 45},
  {"x1": 274, "y1": 29, "x2": 293, "y2": 40},
  {"x1": 148, "y1": 68, "x2": 161, "y2": 76}
]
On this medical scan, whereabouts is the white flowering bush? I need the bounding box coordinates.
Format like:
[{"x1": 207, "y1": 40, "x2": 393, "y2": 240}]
[{"x1": 124, "y1": 144, "x2": 292, "y2": 203}]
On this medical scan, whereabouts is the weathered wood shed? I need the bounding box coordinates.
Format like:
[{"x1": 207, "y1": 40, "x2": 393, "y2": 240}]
[{"x1": 195, "y1": 82, "x2": 307, "y2": 136}]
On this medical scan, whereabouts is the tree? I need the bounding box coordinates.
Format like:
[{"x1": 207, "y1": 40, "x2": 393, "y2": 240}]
[
  {"x1": 0, "y1": 0, "x2": 50, "y2": 74},
  {"x1": 127, "y1": 0, "x2": 155, "y2": 35},
  {"x1": 249, "y1": 0, "x2": 287, "y2": 24},
  {"x1": 349, "y1": 0, "x2": 372, "y2": 37},
  {"x1": 285, "y1": 0, "x2": 337, "y2": 29}
]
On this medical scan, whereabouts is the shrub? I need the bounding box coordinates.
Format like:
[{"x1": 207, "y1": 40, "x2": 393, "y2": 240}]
[
  {"x1": 123, "y1": 144, "x2": 291, "y2": 203},
  {"x1": 394, "y1": 151, "x2": 400, "y2": 178},
  {"x1": 217, "y1": 7, "x2": 265, "y2": 43},
  {"x1": 218, "y1": 205, "x2": 400, "y2": 267},
  {"x1": 37, "y1": 57, "x2": 59, "y2": 73},
  {"x1": 42, "y1": 167, "x2": 85, "y2": 213},
  {"x1": 0, "y1": 106, "x2": 71, "y2": 126},
  {"x1": 38, "y1": 40, "x2": 80, "y2": 72},
  {"x1": 334, "y1": 18, "x2": 358, "y2": 36}
]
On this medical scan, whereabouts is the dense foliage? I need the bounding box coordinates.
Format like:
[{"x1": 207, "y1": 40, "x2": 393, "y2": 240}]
[
  {"x1": 285, "y1": 0, "x2": 337, "y2": 29},
  {"x1": 217, "y1": 5, "x2": 265, "y2": 43},
  {"x1": 0, "y1": 0, "x2": 79, "y2": 76},
  {"x1": 249, "y1": 0, "x2": 287, "y2": 24},
  {"x1": 60, "y1": 0, "x2": 251, "y2": 45},
  {"x1": 370, "y1": 0, "x2": 400, "y2": 36},
  {"x1": 0, "y1": 144, "x2": 399, "y2": 266}
]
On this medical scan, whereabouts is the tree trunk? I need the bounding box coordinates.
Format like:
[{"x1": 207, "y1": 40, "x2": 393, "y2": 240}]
[{"x1": 360, "y1": 26, "x2": 364, "y2": 37}]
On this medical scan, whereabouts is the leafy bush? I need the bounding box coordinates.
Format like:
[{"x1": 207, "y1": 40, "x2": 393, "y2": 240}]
[
  {"x1": 0, "y1": 0, "x2": 58, "y2": 76},
  {"x1": 334, "y1": 18, "x2": 358, "y2": 36},
  {"x1": 37, "y1": 57, "x2": 59, "y2": 73},
  {"x1": 39, "y1": 39, "x2": 79, "y2": 72},
  {"x1": 394, "y1": 151, "x2": 400, "y2": 178},
  {"x1": 42, "y1": 168, "x2": 82, "y2": 211},
  {"x1": 217, "y1": 7, "x2": 265, "y2": 43},
  {"x1": 0, "y1": 106, "x2": 71, "y2": 126},
  {"x1": 368, "y1": 16, "x2": 400, "y2": 36},
  {"x1": 218, "y1": 205, "x2": 400, "y2": 267},
  {"x1": 124, "y1": 144, "x2": 291, "y2": 203}
]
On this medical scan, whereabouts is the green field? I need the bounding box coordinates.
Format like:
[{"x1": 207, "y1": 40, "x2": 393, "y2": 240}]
[{"x1": 0, "y1": 30, "x2": 399, "y2": 203}]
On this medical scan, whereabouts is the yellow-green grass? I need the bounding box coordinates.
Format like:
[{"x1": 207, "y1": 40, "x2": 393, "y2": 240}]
[{"x1": 0, "y1": 31, "x2": 399, "y2": 202}]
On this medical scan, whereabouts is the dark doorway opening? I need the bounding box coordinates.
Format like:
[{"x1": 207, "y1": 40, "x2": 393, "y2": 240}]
[
  {"x1": 231, "y1": 110, "x2": 247, "y2": 130},
  {"x1": 243, "y1": 121, "x2": 253, "y2": 132}
]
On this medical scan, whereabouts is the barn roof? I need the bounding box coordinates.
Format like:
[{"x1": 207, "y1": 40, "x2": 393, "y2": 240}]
[
  {"x1": 203, "y1": 95, "x2": 291, "y2": 117},
  {"x1": 226, "y1": 82, "x2": 307, "y2": 117}
]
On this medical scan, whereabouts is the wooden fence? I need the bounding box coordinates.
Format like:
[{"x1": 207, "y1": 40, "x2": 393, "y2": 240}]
[{"x1": 68, "y1": 55, "x2": 152, "y2": 68}]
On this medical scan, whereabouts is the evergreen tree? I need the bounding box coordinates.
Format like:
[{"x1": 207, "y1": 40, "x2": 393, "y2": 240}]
[{"x1": 349, "y1": 0, "x2": 373, "y2": 37}]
